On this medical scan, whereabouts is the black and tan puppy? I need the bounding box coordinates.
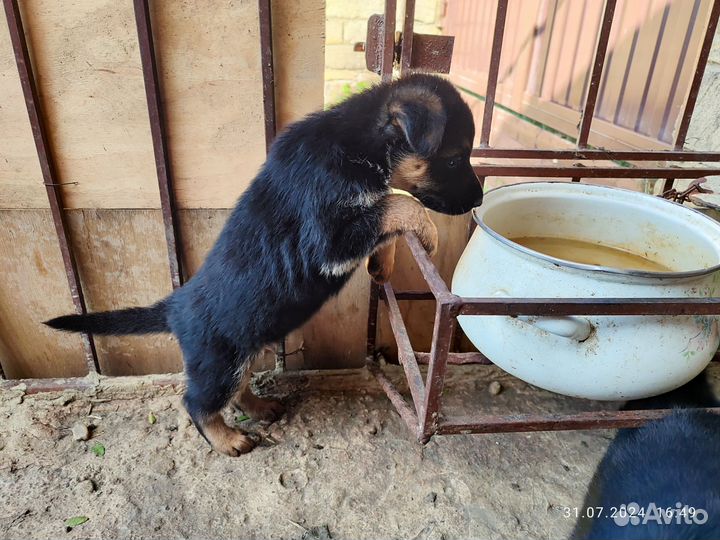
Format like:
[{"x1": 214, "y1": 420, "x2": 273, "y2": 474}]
[{"x1": 46, "y1": 74, "x2": 483, "y2": 456}]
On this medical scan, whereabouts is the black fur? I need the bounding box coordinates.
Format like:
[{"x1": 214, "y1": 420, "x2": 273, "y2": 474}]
[
  {"x1": 46, "y1": 302, "x2": 169, "y2": 334},
  {"x1": 44, "y1": 74, "x2": 483, "y2": 449},
  {"x1": 573, "y1": 371, "x2": 720, "y2": 539}
]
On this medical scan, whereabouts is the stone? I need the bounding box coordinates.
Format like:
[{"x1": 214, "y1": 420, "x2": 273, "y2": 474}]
[
  {"x1": 488, "y1": 381, "x2": 503, "y2": 396},
  {"x1": 71, "y1": 422, "x2": 90, "y2": 441},
  {"x1": 74, "y1": 479, "x2": 95, "y2": 495}
]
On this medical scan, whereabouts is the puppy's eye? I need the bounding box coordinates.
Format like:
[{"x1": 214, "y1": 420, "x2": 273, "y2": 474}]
[{"x1": 447, "y1": 157, "x2": 460, "y2": 169}]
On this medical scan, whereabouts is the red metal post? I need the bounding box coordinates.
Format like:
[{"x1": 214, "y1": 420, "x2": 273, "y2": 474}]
[
  {"x1": 663, "y1": 0, "x2": 720, "y2": 192},
  {"x1": 437, "y1": 408, "x2": 720, "y2": 435},
  {"x1": 472, "y1": 164, "x2": 720, "y2": 178},
  {"x1": 3, "y1": 0, "x2": 100, "y2": 374},
  {"x1": 420, "y1": 300, "x2": 459, "y2": 440},
  {"x1": 258, "y1": 0, "x2": 277, "y2": 152},
  {"x1": 134, "y1": 0, "x2": 184, "y2": 290},
  {"x1": 479, "y1": 0, "x2": 509, "y2": 147},
  {"x1": 577, "y1": 0, "x2": 617, "y2": 148},
  {"x1": 382, "y1": 0, "x2": 397, "y2": 83},
  {"x1": 400, "y1": 0, "x2": 416, "y2": 74}
]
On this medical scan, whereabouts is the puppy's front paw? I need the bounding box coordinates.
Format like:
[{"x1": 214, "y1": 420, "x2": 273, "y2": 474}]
[{"x1": 418, "y1": 215, "x2": 438, "y2": 256}]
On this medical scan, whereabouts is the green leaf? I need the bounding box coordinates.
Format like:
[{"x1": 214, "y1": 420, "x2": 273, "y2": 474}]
[
  {"x1": 235, "y1": 414, "x2": 250, "y2": 423},
  {"x1": 64, "y1": 516, "x2": 89, "y2": 529},
  {"x1": 148, "y1": 412, "x2": 157, "y2": 425},
  {"x1": 91, "y1": 443, "x2": 105, "y2": 457}
]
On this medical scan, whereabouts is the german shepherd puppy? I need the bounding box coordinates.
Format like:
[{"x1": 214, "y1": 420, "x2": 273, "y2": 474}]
[
  {"x1": 46, "y1": 74, "x2": 484, "y2": 456},
  {"x1": 572, "y1": 371, "x2": 720, "y2": 539}
]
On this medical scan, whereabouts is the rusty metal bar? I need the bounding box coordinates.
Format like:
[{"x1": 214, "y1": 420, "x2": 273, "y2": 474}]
[
  {"x1": 0, "y1": 373, "x2": 185, "y2": 394},
  {"x1": 382, "y1": 0, "x2": 397, "y2": 82},
  {"x1": 366, "y1": 2, "x2": 398, "y2": 360},
  {"x1": 663, "y1": 0, "x2": 720, "y2": 193},
  {"x1": 416, "y1": 351, "x2": 492, "y2": 365},
  {"x1": 366, "y1": 359, "x2": 419, "y2": 435},
  {"x1": 674, "y1": 0, "x2": 720, "y2": 150},
  {"x1": 479, "y1": 0, "x2": 509, "y2": 146},
  {"x1": 404, "y1": 233, "x2": 452, "y2": 300},
  {"x1": 380, "y1": 289, "x2": 435, "y2": 301},
  {"x1": 134, "y1": 0, "x2": 184, "y2": 290},
  {"x1": 367, "y1": 284, "x2": 380, "y2": 357},
  {"x1": 3, "y1": 0, "x2": 100, "y2": 374},
  {"x1": 458, "y1": 297, "x2": 720, "y2": 317},
  {"x1": 473, "y1": 164, "x2": 720, "y2": 178},
  {"x1": 576, "y1": 0, "x2": 616, "y2": 148},
  {"x1": 420, "y1": 301, "x2": 458, "y2": 439},
  {"x1": 400, "y1": 0, "x2": 415, "y2": 74},
  {"x1": 382, "y1": 283, "x2": 426, "y2": 417},
  {"x1": 258, "y1": 0, "x2": 277, "y2": 151},
  {"x1": 436, "y1": 408, "x2": 720, "y2": 435},
  {"x1": 257, "y1": 0, "x2": 284, "y2": 368},
  {"x1": 471, "y1": 148, "x2": 720, "y2": 161}
]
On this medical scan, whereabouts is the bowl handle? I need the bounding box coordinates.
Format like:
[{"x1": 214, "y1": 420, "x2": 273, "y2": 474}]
[{"x1": 492, "y1": 290, "x2": 594, "y2": 342}]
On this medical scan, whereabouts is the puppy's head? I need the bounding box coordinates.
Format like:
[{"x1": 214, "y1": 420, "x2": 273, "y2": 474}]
[{"x1": 383, "y1": 74, "x2": 483, "y2": 215}]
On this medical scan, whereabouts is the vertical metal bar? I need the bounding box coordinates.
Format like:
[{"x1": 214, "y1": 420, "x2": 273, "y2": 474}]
[
  {"x1": 382, "y1": 0, "x2": 397, "y2": 83},
  {"x1": 383, "y1": 283, "x2": 426, "y2": 418},
  {"x1": 577, "y1": 0, "x2": 617, "y2": 148},
  {"x1": 134, "y1": 0, "x2": 184, "y2": 290},
  {"x1": 420, "y1": 301, "x2": 458, "y2": 440},
  {"x1": 258, "y1": 0, "x2": 283, "y2": 370},
  {"x1": 400, "y1": 0, "x2": 416, "y2": 74},
  {"x1": 3, "y1": 0, "x2": 100, "y2": 374},
  {"x1": 258, "y1": 0, "x2": 277, "y2": 151},
  {"x1": 663, "y1": 0, "x2": 720, "y2": 192},
  {"x1": 367, "y1": 284, "x2": 379, "y2": 357},
  {"x1": 368, "y1": 0, "x2": 397, "y2": 359},
  {"x1": 479, "y1": 0, "x2": 509, "y2": 146}
]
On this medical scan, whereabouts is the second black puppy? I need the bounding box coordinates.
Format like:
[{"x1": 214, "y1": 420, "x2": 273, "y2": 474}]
[
  {"x1": 46, "y1": 74, "x2": 483, "y2": 456},
  {"x1": 573, "y1": 372, "x2": 720, "y2": 539}
]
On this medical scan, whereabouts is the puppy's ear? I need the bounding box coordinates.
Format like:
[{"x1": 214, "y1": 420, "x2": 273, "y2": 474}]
[{"x1": 386, "y1": 86, "x2": 447, "y2": 157}]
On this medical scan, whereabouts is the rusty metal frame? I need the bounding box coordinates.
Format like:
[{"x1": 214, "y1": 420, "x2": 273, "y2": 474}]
[
  {"x1": 367, "y1": 0, "x2": 720, "y2": 441},
  {"x1": 3, "y1": 0, "x2": 100, "y2": 375},
  {"x1": 1, "y1": 0, "x2": 279, "y2": 387},
  {"x1": 368, "y1": 233, "x2": 720, "y2": 442},
  {"x1": 134, "y1": 0, "x2": 184, "y2": 289}
]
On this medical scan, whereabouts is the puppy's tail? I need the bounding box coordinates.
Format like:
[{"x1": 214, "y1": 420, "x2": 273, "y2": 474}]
[{"x1": 44, "y1": 301, "x2": 170, "y2": 335}]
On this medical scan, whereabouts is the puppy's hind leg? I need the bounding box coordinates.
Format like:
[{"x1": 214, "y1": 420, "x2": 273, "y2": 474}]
[
  {"x1": 181, "y1": 339, "x2": 256, "y2": 456},
  {"x1": 231, "y1": 354, "x2": 285, "y2": 423}
]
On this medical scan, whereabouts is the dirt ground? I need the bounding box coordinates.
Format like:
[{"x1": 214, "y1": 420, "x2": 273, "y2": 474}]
[{"x1": 0, "y1": 364, "x2": 650, "y2": 540}]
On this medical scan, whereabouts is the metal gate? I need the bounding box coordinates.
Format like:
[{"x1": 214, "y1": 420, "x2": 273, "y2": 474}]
[{"x1": 366, "y1": 0, "x2": 720, "y2": 442}]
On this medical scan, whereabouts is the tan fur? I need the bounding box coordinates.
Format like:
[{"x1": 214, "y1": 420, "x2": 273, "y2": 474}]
[
  {"x1": 388, "y1": 86, "x2": 443, "y2": 116},
  {"x1": 366, "y1": 239, "x2": 397, "y2": 284},
  {"x1": 379, "y1": 193, "x2": 438, "y2": 255},
  {"x1": 231, "y1": 367, "x2": 285, "y2": 423},
  {"x1": 198, "y1": 413, "x2": 256, "y2": 456},
  {"x1": 390, "y1": 155, "x2": 431, "y2": 192}
]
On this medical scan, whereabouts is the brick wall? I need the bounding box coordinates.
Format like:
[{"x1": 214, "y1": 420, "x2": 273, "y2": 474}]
[{"x1": 324, "y1": 0, "x2": 445, "y2": 104}]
